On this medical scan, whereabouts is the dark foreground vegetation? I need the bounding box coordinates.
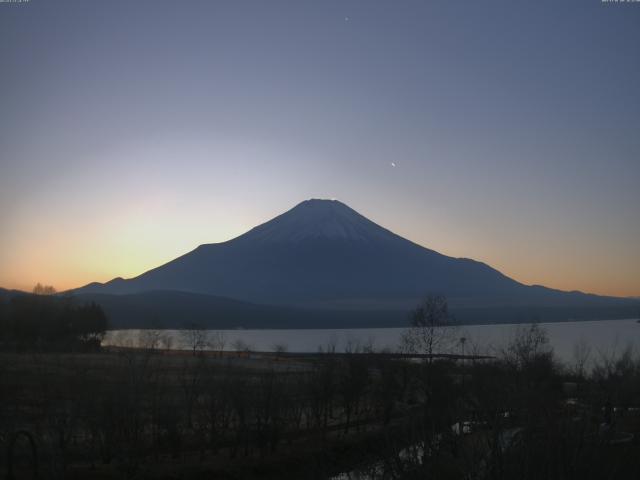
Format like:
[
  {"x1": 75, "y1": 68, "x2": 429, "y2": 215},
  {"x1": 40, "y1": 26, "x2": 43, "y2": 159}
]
[
  {"x1": 0, "y1": 285, "x2": 108, "y2": 352},
  {"x1": 1, "y1": 293, "x2": 639, "y2": 479},
  {"x1": 0, "y1": 333, "x2": 639, "y2": 479}
]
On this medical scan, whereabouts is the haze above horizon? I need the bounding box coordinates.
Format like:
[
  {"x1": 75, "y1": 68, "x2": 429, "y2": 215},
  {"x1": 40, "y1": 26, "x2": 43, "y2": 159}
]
[{"x1": 1, "y1": 1, "x2": 638, "y2": 297}]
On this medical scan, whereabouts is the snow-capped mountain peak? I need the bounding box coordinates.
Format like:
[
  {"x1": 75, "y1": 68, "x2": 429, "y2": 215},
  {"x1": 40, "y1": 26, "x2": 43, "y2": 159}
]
[{"x1": 238, "y1": 199, "x2": 398, "y2": 244}]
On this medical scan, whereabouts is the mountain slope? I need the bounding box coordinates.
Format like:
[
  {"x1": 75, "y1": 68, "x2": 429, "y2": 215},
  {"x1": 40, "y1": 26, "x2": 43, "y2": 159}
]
[{"x1": 73, "y1": 199, "x2": 631, "y2": 312}]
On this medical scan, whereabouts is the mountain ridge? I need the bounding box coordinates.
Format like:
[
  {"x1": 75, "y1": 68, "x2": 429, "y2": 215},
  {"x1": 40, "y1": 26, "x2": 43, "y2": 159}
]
[{"x1": 71, "y1": 199, "x2": 631, "y2": 314}]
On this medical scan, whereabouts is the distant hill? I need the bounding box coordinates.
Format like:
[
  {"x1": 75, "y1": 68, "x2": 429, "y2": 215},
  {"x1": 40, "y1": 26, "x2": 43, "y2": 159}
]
[
  {"x1": 75, "y1": 290, "x2": 639, "y2": 330},
  {"x1": 0, "y1": 287, "x2": 25, "y2": 301},
  {"x1": 73, "y1": 199, "x2": 634, "y2": 316},
  {"x1": 74, "y1": 290, "x2": 402, "y2": 329},
  {"x1": 1, "y1": 286, "x2": 637, "y2": 329}
]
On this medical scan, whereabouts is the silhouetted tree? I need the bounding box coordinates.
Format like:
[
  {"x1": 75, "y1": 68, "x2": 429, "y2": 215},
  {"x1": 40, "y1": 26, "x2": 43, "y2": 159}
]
[
  {"x1": 33, "y1": 283, "x2": 57, "y2": 295},
  {"x1": 180, "y1": 323, "x2": 209, "y2": 356},
  {"x1": 401, "y1": 294, "x2": 455, "y2": 359}
]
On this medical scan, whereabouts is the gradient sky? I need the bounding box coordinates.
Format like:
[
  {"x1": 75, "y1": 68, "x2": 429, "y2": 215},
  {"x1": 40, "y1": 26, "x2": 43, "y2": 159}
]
[{"x1": 1, "y1": 0, "x2": 639, "y2": 297}]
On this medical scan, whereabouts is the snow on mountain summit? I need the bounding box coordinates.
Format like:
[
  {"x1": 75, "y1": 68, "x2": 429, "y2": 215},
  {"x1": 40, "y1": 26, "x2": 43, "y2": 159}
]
[{"x1": 239, "y1": 199, "x2": 400, "y2": 244}]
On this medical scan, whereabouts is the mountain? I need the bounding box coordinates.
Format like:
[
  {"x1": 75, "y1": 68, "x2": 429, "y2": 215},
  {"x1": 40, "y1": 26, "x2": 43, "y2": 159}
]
[
  {"x1": 75, "y1": 199, "x2": 518, "y2": 304},
  {"x1": 74, "y1": 199, "x2": 634, "y2": 318},
  {"x1": 73, "y1": 290, "x2": 409, "y2": 329}
]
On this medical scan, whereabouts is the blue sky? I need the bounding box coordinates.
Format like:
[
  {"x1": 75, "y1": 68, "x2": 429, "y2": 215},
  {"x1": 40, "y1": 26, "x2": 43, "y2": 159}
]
[{"x1": 1, "y1": 0, "x2": 638, "y2": 296}]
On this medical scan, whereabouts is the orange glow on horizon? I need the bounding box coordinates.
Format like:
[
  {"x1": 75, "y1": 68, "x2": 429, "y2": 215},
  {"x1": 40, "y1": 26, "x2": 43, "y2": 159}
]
[{"x1": 2, "y1": 214, "x2": 638, "y2": 299}]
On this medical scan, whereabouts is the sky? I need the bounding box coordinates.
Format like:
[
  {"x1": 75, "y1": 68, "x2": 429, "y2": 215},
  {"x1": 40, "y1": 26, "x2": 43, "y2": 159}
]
[{"x1": 1, "y1": 0, "x2": 639, "y2": 297}]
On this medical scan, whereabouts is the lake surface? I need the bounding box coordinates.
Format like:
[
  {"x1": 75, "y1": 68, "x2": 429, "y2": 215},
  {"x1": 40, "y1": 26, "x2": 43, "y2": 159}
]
[{"x1": 104, "y1": 318, "x2": 640, "y2": 366}]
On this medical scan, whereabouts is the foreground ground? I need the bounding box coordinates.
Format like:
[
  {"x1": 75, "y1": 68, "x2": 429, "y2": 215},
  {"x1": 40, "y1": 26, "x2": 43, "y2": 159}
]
[{"x1": 1, "y1": 333, "x2": 640, "y2": 479}]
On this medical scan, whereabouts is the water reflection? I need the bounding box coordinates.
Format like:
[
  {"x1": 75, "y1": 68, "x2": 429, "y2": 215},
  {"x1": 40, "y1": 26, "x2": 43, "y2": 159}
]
[{"x1": 103, "y1": 318, "x2": 639, "y2": 365}]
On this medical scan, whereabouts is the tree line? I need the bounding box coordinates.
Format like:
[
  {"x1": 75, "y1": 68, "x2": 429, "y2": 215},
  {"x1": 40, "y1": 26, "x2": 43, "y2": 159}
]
[{"x1": 0, "y1": 284, "x2": 108, "y2": 352}]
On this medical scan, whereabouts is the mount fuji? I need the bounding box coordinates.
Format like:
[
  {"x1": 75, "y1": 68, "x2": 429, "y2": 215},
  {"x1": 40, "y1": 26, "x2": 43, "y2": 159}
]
[{"x1": 73, "y1": 199, "x2": 637, "y2": 327}]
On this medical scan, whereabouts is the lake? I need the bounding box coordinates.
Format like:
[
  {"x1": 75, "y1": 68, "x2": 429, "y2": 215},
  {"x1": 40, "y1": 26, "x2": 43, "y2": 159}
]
[{"x1": 104, "y1": 318, "x2": 640, "y2": 366}]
